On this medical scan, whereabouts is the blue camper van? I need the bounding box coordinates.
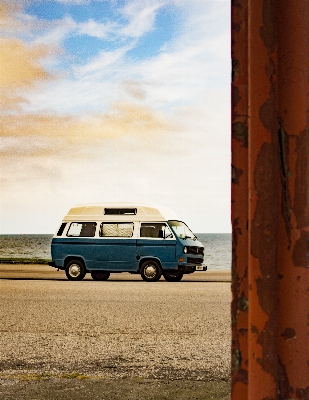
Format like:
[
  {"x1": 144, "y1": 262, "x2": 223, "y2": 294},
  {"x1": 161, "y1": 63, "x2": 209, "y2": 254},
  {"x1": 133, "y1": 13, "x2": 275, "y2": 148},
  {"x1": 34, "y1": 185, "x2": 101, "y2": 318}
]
[{"x1": 49, "y1": 203, "x2": 207, "y2": 282}]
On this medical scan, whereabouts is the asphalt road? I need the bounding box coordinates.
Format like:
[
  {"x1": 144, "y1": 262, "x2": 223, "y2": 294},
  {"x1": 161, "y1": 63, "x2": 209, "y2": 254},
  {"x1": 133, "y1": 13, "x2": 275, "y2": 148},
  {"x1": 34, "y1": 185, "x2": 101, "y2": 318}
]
[{"x1": 0, "y1": 266, "x2": 231, "y2": 399}]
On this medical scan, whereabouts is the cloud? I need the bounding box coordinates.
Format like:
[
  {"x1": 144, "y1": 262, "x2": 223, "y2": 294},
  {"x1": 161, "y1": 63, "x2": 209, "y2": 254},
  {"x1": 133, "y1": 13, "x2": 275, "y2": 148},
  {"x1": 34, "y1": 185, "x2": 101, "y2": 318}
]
[
  {"x1": 0, "y1": 102, "x2": 176, "y2": 160},
  {"x1": 27, "y1": 1, "x2": 167, "y2": 49},
  {"x1": 77, "y1": 19, "x2": 119, "y2": 39},
  {"x1": 0, "y1": 2, "x2": 56, "y2": 112},
  {"x1": 0, "y1": 37, "x2": 53, "y2": 111},
  {"x1": 0, "y1": 1, "x2": 23, "y2": 29},
  {"x1": 31, "y1": 15, "x2": 77, "y2": 48},
  {"x1": 55, "y1": 0, "x2": 90, "y2": 3},
  {"x1": 74, "y1": 45, "x2": 132, "y2": 76},
  {"x1": 123, "y1": 80, "x2": 146, "y2": 100},
  {"x1": 119, "y1": 1, "x2": 166, "y2": 38},
  {"x1": 0, "y1": 38, "x2": 50, "y2": 88}
]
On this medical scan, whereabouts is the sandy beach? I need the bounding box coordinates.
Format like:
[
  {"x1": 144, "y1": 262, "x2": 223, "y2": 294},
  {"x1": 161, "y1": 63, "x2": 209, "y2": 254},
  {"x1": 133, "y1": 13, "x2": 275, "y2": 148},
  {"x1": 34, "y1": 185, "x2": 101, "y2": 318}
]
[{"x1": 0, "y1": 263, "x2": 231, "y2": 282}]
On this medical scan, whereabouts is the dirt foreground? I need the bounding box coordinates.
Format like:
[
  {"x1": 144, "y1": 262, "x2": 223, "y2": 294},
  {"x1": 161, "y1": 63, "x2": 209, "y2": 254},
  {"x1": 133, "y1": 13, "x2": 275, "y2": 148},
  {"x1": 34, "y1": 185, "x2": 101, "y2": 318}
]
[
  {"x1": 0, "y1": 265, "x2": 231, "y2": 399},
  {"x1": 0, "y1": 376, "x2": 230, "y2": 400}
]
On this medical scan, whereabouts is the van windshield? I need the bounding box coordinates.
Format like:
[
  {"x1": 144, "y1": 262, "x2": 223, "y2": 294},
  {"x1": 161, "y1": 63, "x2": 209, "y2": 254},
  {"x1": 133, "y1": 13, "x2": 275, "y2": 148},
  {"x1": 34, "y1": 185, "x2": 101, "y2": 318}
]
[{"x1": 168, "y1": 220, "x2": 196, "y2": 240}]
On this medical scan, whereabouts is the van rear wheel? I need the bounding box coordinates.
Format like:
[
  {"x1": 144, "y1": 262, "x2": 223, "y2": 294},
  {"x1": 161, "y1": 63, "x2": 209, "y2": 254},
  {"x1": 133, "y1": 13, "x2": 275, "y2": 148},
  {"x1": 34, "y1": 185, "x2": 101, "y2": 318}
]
[
  {"x1": 91, "y1": 271, "x2": 110, "y2": 281},
  {"x1": 140, "y1": 260, "x2": 162, "y2": 282},
  {"x1": 65, "y1": 260, "x2": 86, "y2": 281},
  {"x1": 163, "y1": 271, "x2": 183, "y2": 282}
]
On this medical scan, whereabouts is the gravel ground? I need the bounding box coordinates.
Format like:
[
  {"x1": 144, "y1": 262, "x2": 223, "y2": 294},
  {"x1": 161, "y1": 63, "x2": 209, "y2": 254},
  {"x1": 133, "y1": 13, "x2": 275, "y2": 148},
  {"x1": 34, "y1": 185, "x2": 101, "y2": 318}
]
[{"x1": 0, "y1": 270, "x2": 231, "y2": 398}]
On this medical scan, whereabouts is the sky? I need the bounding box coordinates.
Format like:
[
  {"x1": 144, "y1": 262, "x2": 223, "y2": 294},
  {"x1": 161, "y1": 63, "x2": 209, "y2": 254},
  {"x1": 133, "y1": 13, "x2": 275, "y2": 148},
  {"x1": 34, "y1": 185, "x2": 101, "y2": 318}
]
[{"x1": 0, "y1": 0, "x2": 231, "y2": 234}]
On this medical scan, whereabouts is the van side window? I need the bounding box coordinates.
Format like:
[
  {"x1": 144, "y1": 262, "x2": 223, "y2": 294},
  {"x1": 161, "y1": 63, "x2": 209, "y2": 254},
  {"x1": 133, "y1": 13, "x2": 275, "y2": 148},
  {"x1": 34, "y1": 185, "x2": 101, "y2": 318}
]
[
  {"x1": 140, "y1": 223, "x2": 172, "y2": 239},
  {"x1": 100, "y1": 223, "x2": 134, "y2": 237},
  {"x1": 67, "y1": 222, "x2": 97, "y2": 237},
  {"x1": 57, "y1": 223, "x2": 67, "y2": 236}
]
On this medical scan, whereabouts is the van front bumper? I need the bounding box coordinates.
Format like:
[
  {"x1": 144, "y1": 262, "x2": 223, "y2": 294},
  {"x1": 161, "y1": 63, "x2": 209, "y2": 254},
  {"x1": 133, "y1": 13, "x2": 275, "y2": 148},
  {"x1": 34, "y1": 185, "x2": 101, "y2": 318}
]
[{"x1": 178, "y1": 263, "x2": 207, "y2": 273}]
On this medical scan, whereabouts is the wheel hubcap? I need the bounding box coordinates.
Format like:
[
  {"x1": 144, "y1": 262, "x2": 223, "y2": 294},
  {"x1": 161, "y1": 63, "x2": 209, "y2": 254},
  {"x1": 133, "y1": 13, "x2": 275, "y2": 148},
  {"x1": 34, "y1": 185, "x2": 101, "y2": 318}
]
[
  {"x1": 69, "y1": 264, "x2": 80, "y2": 277},
  {"x1": 144, "y1": 264, "x2": 156, "y2": 278}
]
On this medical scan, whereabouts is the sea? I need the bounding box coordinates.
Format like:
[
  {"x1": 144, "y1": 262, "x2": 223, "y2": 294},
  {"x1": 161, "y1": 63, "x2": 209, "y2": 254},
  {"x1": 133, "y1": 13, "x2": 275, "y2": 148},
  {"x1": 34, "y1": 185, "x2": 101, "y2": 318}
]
[{"x1": 0, "y1": 233, "x2": 231, "y2": 270}]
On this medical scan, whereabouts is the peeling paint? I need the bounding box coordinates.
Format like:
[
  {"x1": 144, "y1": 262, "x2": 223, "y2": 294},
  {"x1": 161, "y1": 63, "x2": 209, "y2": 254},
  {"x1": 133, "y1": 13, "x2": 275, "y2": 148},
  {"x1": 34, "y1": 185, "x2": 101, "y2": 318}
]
[
  {"x1": 251, "y1": 324, "x2": 259, "y2": 335},
  {"x1": 256, "y1": 319, "x2": 278, "y2": 377},
  {"x1": 277, "y1": 122, "x2": 293, "y2": 240},
  {"x1": 278, "y1": 358, "x2": 293, "y2": 399},
  {"x1": 232, "y1": 122, "x2": 248, "y2": 147},
  {"x1": 232, "y1": 58, "x2": 240, "y2": 82},
  {"x1": 232, "y1": 348, "x2": 242, "y2": 371},
  {"x1": 251, "y1": 143, "x2": 279, "y2": 276},
  {"x1": 260, "y1": 0, "x2": 277, "y2": 54},
  {"x1": 259, "y1": 96, "x2": 277, "y2": 134},
  {"x1": 232, "y1": 22, "x2": 241, "y2": 33},
  {"x1": 292, "y1": 231, "x2": 309, "y2": 267},
  {"x1": 232, "y1": 85, "x2": 241, "y2": 109},
  {"x1": 237, "y1": 294, "x2": 248, "y2": 311},
  {"x1": 294, "y1": 128, "x2": 309, "y2": 229},
  {"x1": 281, "y1": 327, "x2": 296, "y2": 340},
  {"x1": 296, "y1": 386, "x2": 309, "y2": 400},
  {"x1": 232, "y1": 165, "x2": 243, "y2": 185}
]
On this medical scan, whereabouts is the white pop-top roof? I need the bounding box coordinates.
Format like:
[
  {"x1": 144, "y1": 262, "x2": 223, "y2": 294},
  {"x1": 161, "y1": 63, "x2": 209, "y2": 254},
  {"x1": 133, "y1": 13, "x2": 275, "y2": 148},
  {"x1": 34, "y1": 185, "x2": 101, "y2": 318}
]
[{"x1": 63, "y1": 203, "x2": 180, "y2": 222}]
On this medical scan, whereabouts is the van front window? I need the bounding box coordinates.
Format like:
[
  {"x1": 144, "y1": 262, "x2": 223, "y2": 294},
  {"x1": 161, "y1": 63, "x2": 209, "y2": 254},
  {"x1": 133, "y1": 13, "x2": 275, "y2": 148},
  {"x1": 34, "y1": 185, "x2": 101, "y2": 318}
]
[
  {"x1": 140, "y1": 223, "x2": 172, "y2": 239},
  {"x1": 168, "y1": 221, "x2": 196, "y2": 240}
]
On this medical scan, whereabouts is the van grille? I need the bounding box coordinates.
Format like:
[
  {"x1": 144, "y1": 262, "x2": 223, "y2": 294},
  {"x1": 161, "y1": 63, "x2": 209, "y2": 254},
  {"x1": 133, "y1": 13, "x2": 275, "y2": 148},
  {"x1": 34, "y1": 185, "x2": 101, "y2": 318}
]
[
  {"x1": 188, "y1": 257, "x2": 203, "y2": 265},
  {"x1": 187, "y1": 246, "x2": 204, "y2": 255}
]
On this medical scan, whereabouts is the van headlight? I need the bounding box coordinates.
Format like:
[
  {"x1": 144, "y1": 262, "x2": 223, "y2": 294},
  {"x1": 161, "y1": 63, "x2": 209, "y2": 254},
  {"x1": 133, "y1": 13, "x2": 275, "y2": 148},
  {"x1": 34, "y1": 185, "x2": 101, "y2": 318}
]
[{"x1": 183, "y1": 247, "x2": 188, "y2": 254}]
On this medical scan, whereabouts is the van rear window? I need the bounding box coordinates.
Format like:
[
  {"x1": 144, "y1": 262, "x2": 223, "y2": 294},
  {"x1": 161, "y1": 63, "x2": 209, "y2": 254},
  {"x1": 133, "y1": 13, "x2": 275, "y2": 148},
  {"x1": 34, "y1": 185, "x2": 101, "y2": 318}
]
[
  {"x1": 100, "y1": 223, "x2": 134, "y2": 237},
  {"x1": 67, "y1": 222, "x2": 97, "y2": 237},
  {"x1": 104, "y1": 208, "x2": 137, "y2": 215}
]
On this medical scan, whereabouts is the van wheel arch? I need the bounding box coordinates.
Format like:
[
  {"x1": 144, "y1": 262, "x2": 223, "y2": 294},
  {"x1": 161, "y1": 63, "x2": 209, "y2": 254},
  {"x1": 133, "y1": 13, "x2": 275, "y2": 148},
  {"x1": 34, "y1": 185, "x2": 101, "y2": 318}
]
[{"x1": 64, "y1": 256, "x2": 86, "y2": 268}]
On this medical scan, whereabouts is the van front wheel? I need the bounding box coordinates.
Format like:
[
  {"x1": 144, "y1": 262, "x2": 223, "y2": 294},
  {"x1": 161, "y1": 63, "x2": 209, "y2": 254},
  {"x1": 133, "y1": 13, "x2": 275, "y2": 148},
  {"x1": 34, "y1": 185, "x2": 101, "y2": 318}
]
[
  {"x1": 140, "y1": 260, "x2": 162, "y2": 282},
  {"x1": 65, "y1": 260, "x2": 86, "y2": 281}
]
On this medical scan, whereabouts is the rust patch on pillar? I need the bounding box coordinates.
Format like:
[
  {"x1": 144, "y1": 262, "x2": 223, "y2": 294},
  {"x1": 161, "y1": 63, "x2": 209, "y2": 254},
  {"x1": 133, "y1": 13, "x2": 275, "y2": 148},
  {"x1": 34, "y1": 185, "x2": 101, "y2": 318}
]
[
  {"x1": 276, "y1": 0, "x2": 309, "y2": 393},
  {"x1": 277, "y1": 122, "x2": 293, "y2": 241},
  {"x1": 281, "y1": 327, "x2": 296, "y2": 340},
  {"x1": 292, "y1": 231, "x2": 309, "y2": 267}
]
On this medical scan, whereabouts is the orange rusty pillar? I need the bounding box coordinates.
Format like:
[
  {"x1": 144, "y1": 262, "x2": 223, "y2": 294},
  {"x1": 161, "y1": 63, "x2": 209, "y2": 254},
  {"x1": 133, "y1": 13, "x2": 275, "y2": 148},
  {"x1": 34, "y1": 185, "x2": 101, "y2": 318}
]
[
  {"x1": 231, "y1": 0, "x2": 249, "y2": 398},
  {"x1": 232, "y1": 0, "x2": 309, "y2": 399}
]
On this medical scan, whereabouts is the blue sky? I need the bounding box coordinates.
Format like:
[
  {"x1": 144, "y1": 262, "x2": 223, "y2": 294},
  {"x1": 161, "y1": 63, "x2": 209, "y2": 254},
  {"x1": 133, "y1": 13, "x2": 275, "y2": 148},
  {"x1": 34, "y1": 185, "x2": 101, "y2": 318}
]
[{"x1": 0, "y1": 0, "x2": 231, "y2": 233}]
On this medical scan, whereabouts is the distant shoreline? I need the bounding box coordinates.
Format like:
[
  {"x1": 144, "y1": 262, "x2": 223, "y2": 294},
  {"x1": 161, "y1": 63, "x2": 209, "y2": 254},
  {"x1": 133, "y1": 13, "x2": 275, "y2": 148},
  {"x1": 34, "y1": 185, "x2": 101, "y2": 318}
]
[{"x1": 0, "y1": 258, "x2": 51, "y2": 265}]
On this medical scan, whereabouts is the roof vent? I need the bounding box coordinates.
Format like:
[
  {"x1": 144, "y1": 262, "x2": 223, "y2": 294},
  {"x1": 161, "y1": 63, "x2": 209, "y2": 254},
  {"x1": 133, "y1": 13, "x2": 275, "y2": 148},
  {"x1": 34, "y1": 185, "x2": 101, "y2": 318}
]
[{"x1": 104, "y1": 208, "x2": 137, "y2": 215}]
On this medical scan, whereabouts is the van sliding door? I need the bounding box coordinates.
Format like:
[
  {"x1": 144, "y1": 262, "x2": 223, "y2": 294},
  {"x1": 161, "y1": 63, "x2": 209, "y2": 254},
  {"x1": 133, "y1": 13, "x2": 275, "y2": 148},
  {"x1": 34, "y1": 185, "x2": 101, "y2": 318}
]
[{"x1": 95, "y1": 222, "x2": 137, "y2": 271}]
